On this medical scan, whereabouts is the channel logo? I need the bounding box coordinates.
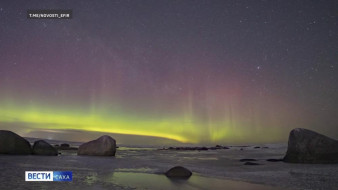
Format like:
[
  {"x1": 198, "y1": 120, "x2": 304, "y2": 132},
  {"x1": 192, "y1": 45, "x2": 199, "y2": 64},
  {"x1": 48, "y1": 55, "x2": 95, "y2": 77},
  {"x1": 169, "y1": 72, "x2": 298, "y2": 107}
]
[{"x1": 25, "y1": 171, "x2": 72, "y2": 181}]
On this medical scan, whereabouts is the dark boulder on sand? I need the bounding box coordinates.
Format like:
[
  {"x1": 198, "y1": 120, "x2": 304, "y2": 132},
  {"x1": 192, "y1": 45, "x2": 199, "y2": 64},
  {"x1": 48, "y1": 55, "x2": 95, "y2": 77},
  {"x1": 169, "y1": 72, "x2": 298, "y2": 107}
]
[
  {"x1": 210, "y1": 145, "x2": 230, "y2": 150},
  {"x1": 283, "y1": 128, "x2": 338, "y2": 164},
  {"x1": 60, "y1": 143, "x2": 70, "y2": 148},
  {"x1": 244, "y1": 162, "x2": 261, "y2": 165},
  {"x1": 266, "y1": 158, "x2": 283, "y2": 162},
  {"x1": 0, "y1": 130, "x2": 31, "y2": 155},
  {"x1": 197, "y1": 147, "x2": 208, "y2": 151},
  {"x1": 165, "y1": 166, "x2": 192, "y2": 178},
  {"x1": 32, "y1": 140, "x2": 58, "y2": 156},
  {"x1": 77, "y1": 135, "x2": 116, "y2": 156},
  {"x1": 240, "y1": 158, "x2": 257, "y2": 162},
  {"x1": 57, "y1": 143, "x2": 76, "y2": 150}
]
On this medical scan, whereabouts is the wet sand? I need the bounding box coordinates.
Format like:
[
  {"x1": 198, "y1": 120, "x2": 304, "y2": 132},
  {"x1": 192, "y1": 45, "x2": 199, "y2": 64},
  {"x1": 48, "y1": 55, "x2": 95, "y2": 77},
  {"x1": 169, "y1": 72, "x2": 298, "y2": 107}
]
[{"x1": 111, "y1": 172, "x2": 284, "y2": 190}]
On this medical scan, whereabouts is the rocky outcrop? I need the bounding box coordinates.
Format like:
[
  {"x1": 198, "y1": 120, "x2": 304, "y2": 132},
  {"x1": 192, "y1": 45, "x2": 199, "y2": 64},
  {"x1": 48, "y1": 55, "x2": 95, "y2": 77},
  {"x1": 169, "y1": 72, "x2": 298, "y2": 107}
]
[
  {"x1": 32, "y1": 140, "x2": 58, "y2": 156},
  {"x1": 283, "y1": 128, "x2": 338, "y2": 164},
  {"x1": 77, "y1": 135, "x2": 116, "y2": 156},
  {"x1": 165, "y1": 166, "x2": 192, "y2": 178},
  {"x1": 0, "y1": 130, "x2": 32, "y2": 155}
]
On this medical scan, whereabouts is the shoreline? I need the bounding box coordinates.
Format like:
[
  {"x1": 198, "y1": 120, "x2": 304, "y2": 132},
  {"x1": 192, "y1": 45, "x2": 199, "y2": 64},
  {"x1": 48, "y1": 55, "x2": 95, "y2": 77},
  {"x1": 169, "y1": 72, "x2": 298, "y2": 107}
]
[{"x1": 1, "y1": 143, "x2": 337, "y2": 190}]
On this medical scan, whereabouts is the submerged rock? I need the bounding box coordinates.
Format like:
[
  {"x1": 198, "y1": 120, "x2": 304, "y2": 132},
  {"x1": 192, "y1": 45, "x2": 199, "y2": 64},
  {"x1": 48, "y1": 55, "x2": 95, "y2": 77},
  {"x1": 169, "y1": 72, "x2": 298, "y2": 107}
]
[
  {"x1": 165, "y1": 166, "x2": 192, "y2": 178},
  {"x1": 78, "y1": 135, "x2": 116, "y2": 156},
  {"x1": 0, "y1": 130, "x2": 31, "y2": 155},
  {"x1": 283, "y1": 128, "x2": 338, "y2": 164},
  {"x1": 32, "y1": 140, "x2": 58, "y2": 156}
]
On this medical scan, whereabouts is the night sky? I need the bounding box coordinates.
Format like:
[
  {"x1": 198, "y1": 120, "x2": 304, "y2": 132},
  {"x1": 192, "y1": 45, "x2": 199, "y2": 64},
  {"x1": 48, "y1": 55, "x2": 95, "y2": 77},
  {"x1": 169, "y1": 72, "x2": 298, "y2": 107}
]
[{"x1": 0, "y1": 0, "x2": 337, "y2": 144}]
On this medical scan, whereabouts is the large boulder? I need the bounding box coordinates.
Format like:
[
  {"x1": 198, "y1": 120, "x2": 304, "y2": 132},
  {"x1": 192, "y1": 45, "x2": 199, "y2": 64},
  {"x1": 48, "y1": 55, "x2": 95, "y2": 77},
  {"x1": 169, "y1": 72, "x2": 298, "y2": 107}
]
[
  {"x1": 165, "y1": 166, "x2": 192, "y2": 178},
  {"x1": 32, "y1": 140, "x2": 58, "y2": 156},
  {"x1": 283, "y1": 128, "x2": 338, "y2": 164},
  {"x1": 77, "y1": 135, "x2": 116, "y2": 156},
  {"x1": 0, "y1": 130, "x2": 32, "y2": 155}
]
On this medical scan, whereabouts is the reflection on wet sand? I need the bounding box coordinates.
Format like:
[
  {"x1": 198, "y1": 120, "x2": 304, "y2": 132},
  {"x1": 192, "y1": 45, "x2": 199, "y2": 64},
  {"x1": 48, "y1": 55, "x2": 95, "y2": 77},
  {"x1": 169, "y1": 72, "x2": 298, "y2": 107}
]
[{"x1": 110, "y1": 172, "x2": 284, "y2": 190}]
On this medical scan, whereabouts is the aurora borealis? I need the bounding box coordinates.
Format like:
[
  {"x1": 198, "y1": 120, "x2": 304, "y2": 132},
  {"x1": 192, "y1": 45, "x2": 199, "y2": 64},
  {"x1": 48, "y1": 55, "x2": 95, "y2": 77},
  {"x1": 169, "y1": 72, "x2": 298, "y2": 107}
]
[{"x1": 0, "y1": 1, "x2": 337, "y2": 145}]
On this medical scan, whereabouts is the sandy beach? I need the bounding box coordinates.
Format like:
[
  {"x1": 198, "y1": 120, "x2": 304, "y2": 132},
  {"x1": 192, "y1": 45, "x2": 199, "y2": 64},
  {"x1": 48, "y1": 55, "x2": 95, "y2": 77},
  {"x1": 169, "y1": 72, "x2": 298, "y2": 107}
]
[{"x1": 1, "y1": 140, "x2": 337, "y2": 190}]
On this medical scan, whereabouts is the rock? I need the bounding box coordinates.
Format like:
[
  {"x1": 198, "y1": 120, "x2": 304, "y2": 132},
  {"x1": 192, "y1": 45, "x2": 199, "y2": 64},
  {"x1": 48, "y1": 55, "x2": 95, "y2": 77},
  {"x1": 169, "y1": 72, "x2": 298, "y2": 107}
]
[
  {"x1": 240, "y1": 158, "x2": 257, "y2": 162},
  {"x1": 212, "y1": 145, "x2": 229, "y2": 150},
  {"x1": 197, "y1": 147, "x2": 208, "y2": 151},
  {"x1": 57, "y1": 143, "x2": 74, "y2": 150},
  {"x1": 165, "y1": 166, "x2": 192, "y2": 178},
  {"x1": 283, "y1": 128, "x2": 338, "y2": 164},
  {"x1": 0, "y1": 130, "x2": 32, "y2": 155},
  {"x1": 244, "y1": 162, "x2": 261, "y2": 165},
  {"x1": 77, "y1": 135, "x2": 116, "y2": 156},
  {"x1": 266, "y1": 159, "x2": 283, "y2": 162},
  {"x1": 167, "y1": 146, "x2": 209, "y2": 151},
  {"x1": 60, "y1": 143, "x2": 70, "y2": 148},
  {"x1": 32, "y1": 140, "x2": 58, "y2": 156}
]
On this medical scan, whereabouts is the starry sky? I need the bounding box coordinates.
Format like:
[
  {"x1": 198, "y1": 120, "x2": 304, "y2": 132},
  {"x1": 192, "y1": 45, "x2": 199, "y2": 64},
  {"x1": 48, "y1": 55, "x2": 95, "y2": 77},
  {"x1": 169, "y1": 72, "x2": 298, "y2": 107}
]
[{"x1": 0, "y1": 0, "x2": 337, "y2": 145}]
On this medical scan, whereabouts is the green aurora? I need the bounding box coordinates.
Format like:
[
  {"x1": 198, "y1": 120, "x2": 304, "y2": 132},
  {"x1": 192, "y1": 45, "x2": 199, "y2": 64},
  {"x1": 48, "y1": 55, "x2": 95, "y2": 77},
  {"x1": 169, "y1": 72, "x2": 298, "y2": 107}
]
[
  {"x1": 0, "y1": 100, "x2": 289, "y2": 144},
  {"x1": 1, "y1": 1, "x2": 337, "y2": 145}
]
